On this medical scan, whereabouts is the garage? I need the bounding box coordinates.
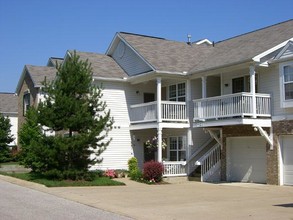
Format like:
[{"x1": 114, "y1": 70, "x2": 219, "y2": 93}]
[
  {"x1": 281, "y1": 135, "x2": 293, "y2": 186},
  {"x1": 227, "y1": 137, "x2": 267, "y2": 183}
]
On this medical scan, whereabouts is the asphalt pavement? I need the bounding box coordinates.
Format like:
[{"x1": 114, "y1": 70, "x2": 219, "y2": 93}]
[{"x1": 0, "y1": 178, "x2": 132, "y2": 220}]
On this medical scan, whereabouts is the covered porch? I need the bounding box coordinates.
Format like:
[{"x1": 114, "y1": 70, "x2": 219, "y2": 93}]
[{"x1": 192, "y1": 65, "x2": 272, "y2": 128}]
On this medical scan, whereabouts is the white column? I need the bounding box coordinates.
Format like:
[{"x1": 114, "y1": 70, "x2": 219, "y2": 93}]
[
  {"x1": 186, "y1": 79, "x2": 193, "y2": 159},
  {"x1": 186, "y1": 79, "x2": 191, "y2": 118},
  {"x1": 157, "y1": 125, "x2": 162, "y2": 163},
  {"x1": 157, "y1": 77, "x2": 162, "y2": 162},
  {"x1": 250, "y1": 65, "x2": 257, "y2": 118},
  {"x1": 157, "y1": 77, "x2": 162, "y2": 123},
  {"x1": 201, "y1": 76, "x2": 207, "y2": 98}
]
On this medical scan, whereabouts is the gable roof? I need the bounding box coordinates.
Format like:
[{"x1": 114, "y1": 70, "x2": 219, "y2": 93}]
[
  {"x1": 25, "y1": 65, "x2": 57, "y2": 87},
  {"x1": 15, "y1": 65, "x2": 57, "y2": 94},
  {"x1": 47, "y1": 57, "x2": 64, "y2": 67},
  {"x1": 117, "y1": 32, "x2": 212, "y2": 74},
  {"x1": 113, "y1": 20, "x2": 293, "y2": 76},
  {"x1": 74, "y1": 51, "x2": 128, "y2": 79},
  {"x1": 0, "y1": 93, "x2": 18, "y2": 114},
  {"x1": 189, "y1": 19, "x2": 293, "y2": 73}
]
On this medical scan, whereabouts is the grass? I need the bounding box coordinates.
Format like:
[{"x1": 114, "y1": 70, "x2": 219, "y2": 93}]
[
  {"x1": 0, "y1": 171, "x2": 125, "y2": 187},
  {"x1": 0, "y1": 161, "x2": 20, "y2": 166}
]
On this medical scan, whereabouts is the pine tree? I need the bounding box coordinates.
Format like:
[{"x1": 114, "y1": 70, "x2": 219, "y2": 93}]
[
  {"x1": 20, "y1": 51, "x2": 113, "y2": 179},
  {"x1": 0, "y1": 113, "x2": 14, "y2": 163}
]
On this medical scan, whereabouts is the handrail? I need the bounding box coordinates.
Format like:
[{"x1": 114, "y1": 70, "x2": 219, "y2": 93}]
[{"x1": 186, "y1": 138, "x2": 214, "y2": 164}]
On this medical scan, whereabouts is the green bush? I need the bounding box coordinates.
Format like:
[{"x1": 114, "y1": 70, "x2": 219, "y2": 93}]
[
  {"x1": 43, "y1": 169, "x2": 96, "y2": 181},
  {"x1": 43, "y1": 169, "x2": 63, "y2": 180},
  {"x1": 128, "y1": 157, "x2": 140, "y2": 179},
  {"x1": 130, "y1": 169, "x2": 143, "y2": 181}
]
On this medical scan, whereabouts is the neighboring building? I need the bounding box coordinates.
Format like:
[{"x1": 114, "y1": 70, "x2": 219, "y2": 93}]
[
  {"x1": 0, "y1": 93, "x2": 18, "y2": 147},
  {"x1": 15, "y1": 59, "x2": 63, "y2": 136},
  {"x1": 15, "y1": 19, "x2": 293, "y2": 185}
]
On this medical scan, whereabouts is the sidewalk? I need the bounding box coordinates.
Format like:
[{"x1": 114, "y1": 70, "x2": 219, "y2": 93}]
[{"x1": 1, "y1": 174, "x2": 293, "y2": 220}]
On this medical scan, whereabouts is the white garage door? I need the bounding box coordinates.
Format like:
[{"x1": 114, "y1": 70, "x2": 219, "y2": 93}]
[
  {"x1": 227, "y1": 137, "x2": 267, "y2": 183},
  {"x1": 282, "y1": 135, "x2": 293, "y2": 186}
]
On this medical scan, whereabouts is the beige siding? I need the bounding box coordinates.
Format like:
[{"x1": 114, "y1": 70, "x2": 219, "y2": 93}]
[{"x1": 258, "y1": 64, "x2": 293, "y2": 117}]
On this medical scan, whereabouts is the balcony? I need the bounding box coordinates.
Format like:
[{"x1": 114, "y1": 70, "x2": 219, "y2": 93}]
[
  {"x1": 193, "y1": 92, "x2": 271, "y2": 127},
  {"x1": 130, "y1": 101, "x2": 188, "y2": 124}
]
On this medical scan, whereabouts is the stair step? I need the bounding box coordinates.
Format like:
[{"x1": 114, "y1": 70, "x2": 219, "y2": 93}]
[{"x1": 188, "y1": 176, "x2": 201, "y2": 182}]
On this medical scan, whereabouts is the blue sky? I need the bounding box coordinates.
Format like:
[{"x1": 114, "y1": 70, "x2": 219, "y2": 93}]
[{"x1": 0, "y1": 0, "x2": 292, "y2": 93}]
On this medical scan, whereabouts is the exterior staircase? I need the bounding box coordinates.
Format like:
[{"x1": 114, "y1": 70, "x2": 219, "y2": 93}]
[{"x1": 187, "y1": 139, "x2": 221, "y2": 182}]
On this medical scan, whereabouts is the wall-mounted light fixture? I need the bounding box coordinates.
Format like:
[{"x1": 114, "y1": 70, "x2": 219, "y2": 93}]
[{"x1": 225, "y1": 83, "x2": 229, "y2": 87}]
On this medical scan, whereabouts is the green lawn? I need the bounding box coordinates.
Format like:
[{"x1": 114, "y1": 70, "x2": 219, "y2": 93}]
[{"x1": 0, "y1": 172, "x2": 125, "y2": 187}]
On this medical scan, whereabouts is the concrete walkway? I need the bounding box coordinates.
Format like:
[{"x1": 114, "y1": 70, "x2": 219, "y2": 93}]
[{"x1": 1, "y1": 175, "x2": 293, "y2": 220}]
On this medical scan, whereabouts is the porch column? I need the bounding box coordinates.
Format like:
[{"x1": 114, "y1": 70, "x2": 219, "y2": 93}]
[
  {"x1": 157, "y1": 125, "x2": 162, "y2": 162},
  {"x1": 201, "y1": 76, "x2": 207, "y2": 98},
  {"x1": 250, "y1": 65, "x2": 257, "y2": 118},
  {"x1": 157, "y1": 77, "x2": 162, "y2": 162},
  {"x1": 157, "y1": 77, "x2": 162, "y2": 123},
  {"x1": 186, "y1": 79, "x2": 193, "y2": 158}
]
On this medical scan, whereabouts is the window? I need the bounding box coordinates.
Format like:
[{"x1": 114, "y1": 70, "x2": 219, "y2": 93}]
[
  {"x1": 232, "y1": 75, "x2": 258, "y2": 93},
  {"x1": 169, "y1": 136, "x2": 186, "y2": 161},
  {"x1": 169, "y1": 83, "x2": 185, "y2": 101},
  {"x1": 23, "y1": 93, "x2": 30, "y2": 115},
  {"x1": 280, "y1": 62, "x2": 293, "y2": 108}
]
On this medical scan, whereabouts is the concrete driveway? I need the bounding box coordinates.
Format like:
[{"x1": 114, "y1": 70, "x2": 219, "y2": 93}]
[{"x1": 1, "y1": 175, "x2": 293, "y2": 220}]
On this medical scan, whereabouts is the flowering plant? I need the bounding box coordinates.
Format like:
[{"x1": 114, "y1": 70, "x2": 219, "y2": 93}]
[
  {"x1": 104, "y1": 169, "x2": 116, "y2": 178},
  {"x1": 145, "y1": 136, "x2": 167, "y2": 150}
]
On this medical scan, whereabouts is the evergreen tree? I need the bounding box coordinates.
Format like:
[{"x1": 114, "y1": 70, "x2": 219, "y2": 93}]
[
  {"x1": 20, "y1": 51, "x2": 113, "y2": 179},
  {"x1": 0, "y1": 113, "x2": 14, "y2": 163}
]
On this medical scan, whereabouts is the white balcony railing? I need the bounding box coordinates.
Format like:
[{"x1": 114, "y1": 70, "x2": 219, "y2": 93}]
[
  {"x1": 163, "y1": 161, "x2": 187, "y2": 177},
  {"x1": 130, "y1": 101, "x2": 187, "y2": 123},
  {"x1": 193, "y1": 92, "x2": 271, "y2": 121}
]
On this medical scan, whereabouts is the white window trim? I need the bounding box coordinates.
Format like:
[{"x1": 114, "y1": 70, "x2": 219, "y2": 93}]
[
  {"x1": 168, "y1": 136, "x2": 186, "y2": 161},
  {"x1": 279, "y1": 61, "x2": 293, "y2": 108},
  {"x1": 167, "y1": 82, "x2": 186, "y2": 101}
]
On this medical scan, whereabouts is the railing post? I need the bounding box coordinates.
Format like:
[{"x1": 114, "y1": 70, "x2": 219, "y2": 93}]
[{"x1": 250, "y1": 65, "x2": 257, "y2": 118}]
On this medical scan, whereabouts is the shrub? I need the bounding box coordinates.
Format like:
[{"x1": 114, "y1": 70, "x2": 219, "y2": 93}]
[
  {"x1": 104, "y1": 169, "x2": 116, "y2": 178},
  {"x1": 43, "y1": 169, "x2": 63, "y2": 180},
  {"x1": 43, "y1": 169, "x2": 96, "y2": 181},
  {"x1": 92, "y1": 169, "x2": 104, "y2": 177},
  {"x1": 130, "y1": 170, "x2": 143, "y2": 181},
  {"x1": 143, "y1": 160, "x2": 164, "y2": 182},
  {"x1": 128, "y1": 157, "x2": 138, "y2": 173},
  {"x1": 128, "y1": 157, "x2": 140, "y2": 179}
]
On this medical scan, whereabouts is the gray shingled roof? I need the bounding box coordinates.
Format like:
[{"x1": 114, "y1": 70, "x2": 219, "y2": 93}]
[
  {"x1": 118, "y1": 20, "x2": 293, "y2": 74},
  {"x1": 48, "y1": 57, "x2": 64, "y2": 67},
  {"x1": 75, "y1": 51, "x2": 128, "y2": 78},
  {"x1": 190, "y1": 19, "x2": 293, "y2": 73},
  {"x1": 0, "y1": 93, "x2": 18, "y2": 114},
  {"x1": 26, "y1": 65, "x2": 57, "y2": 87},
  {"x1": 119, "y1": 32, "x2": 212, "y2": 73}
]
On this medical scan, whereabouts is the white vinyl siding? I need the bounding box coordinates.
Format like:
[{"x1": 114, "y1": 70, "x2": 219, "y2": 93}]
[
  {"x1": 112, "y1": 41, "x2": 152, "y2": 76},
  {"x1": 7, "y1": 115, "x2": 17, "y2": 146},
  {"x1": 90, "y1": 81, "x2": 156, "y2": 170},
  {"x1": 91, "y1": 127, "x2": 133, "y2": 170}
]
